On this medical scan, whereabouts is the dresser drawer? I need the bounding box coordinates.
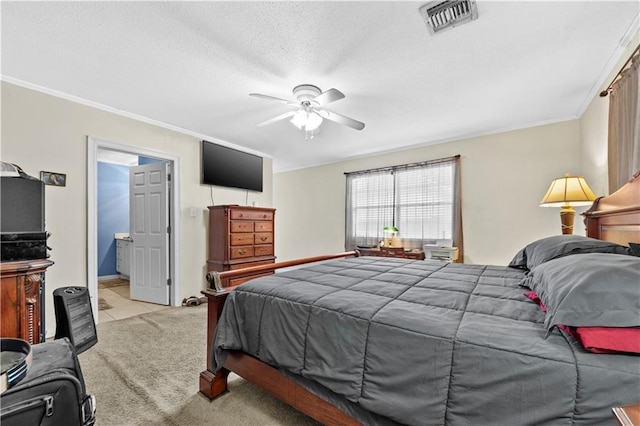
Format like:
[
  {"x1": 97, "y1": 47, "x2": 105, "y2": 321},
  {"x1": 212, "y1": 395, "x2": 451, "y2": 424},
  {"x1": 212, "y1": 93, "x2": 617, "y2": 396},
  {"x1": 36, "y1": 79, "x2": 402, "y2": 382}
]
[
  {"x1": 254, "y1": 233, "x2": 273, "y2": 244},
  {"x1": 230, "y1": 246, "x2": 254, "y2": 259},
  {"x1": 254, "y1": 245, "x2": 273, "y2": 257},
  {"x1": 229, "y1": 260, "x2": 274, "y2": 270},
  {"x1": 227, "y1": 259, "x2": 274, "y2": 286},
  {"x1": 230, "y1": 210, "x2": 274, "y2": 221},
  {"x1": 230, "y1": 221, "x2": 253, "y2": 233},
  {"x1": 254, "y1": 221, "x2": 273, "y2": 232},
  {"x1": 230, "y1": 233, "x2": 254, "y2": 246}
]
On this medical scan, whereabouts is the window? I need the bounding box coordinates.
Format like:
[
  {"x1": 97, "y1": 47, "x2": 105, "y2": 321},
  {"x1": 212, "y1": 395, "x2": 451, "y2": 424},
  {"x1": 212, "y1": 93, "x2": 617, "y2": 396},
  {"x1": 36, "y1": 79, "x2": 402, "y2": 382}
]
[{"x1": 345, "y1": 156, "x2": 460, "y2": 251}]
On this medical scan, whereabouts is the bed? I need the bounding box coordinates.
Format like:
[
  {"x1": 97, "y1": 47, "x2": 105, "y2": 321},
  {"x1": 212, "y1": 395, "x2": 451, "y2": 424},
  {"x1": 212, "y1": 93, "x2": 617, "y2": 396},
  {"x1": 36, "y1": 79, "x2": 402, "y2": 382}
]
[{"x1": 199, "y1": 173, "x2": 640, "y2": 425}]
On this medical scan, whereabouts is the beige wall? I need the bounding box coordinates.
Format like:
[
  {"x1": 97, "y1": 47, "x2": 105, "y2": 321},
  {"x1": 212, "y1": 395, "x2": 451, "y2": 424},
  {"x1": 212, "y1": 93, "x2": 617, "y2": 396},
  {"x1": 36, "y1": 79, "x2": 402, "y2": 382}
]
[
  {"x1": 1, "y1": 82, "x2": 273, "y2": 336},
  {"x1": 274, "y1": 120, "x2": 583, "y2": 266}
]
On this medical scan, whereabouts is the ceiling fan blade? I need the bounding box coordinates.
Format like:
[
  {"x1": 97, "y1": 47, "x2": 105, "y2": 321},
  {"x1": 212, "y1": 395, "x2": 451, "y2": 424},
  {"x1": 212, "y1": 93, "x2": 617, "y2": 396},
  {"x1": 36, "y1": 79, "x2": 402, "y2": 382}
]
[
  {"x1": 317, "y1": 109, "x2": 365, "y2": 131},
  {"x1": 312, "y1": 88, "x2": 345, "y2": 106},
  {"x1": 256, "y1": 110, "x2": 297, "y2": 127},
  {"x1": 250, "y1": 93, "x2": 297, "y2": 105}
]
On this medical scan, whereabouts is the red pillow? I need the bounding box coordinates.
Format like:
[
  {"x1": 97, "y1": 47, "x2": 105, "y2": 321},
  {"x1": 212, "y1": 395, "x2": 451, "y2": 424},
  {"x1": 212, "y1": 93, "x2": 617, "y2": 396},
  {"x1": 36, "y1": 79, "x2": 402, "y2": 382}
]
[
  {"x1": 524, "y1": 291, "x2": 546, "y2": 312},
  {"x1": 574, "y1": 327, "x2": 640, "y2": 354},
  {"x1": 524, "y1": 291, "x2": 640, "y2": 354}
]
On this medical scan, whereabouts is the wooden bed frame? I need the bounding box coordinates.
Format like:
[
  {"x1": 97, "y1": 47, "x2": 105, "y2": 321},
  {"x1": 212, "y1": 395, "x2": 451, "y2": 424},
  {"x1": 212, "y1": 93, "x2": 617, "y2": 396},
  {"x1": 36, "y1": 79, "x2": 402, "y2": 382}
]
[
  {"x1": 583, "y1": 171, "x2": 640, "y2": 245},
  {"x1": 199, "y1": 172, "x2": 640, "y2": 425},
  {"x1": 199, "y1": 252, "x2": 361, "y2": 425}
]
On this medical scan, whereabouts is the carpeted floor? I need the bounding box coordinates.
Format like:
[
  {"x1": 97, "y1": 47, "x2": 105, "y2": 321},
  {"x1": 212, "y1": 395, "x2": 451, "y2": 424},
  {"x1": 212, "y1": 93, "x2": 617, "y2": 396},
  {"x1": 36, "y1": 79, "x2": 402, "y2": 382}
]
[{"x1": 78, "y1": 304, "x2": 319, "y2": 425}]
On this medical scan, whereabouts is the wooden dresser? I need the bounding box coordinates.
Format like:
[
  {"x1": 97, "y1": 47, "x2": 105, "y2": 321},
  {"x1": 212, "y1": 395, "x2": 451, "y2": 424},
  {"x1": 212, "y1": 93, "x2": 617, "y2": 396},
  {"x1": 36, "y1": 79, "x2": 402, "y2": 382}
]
[
  {"x1": 207, "y1": 205, "x2": 275, "y2": 287},
  {"x1": 0, "y1": 259, "x2": 53, "y2": 344}
]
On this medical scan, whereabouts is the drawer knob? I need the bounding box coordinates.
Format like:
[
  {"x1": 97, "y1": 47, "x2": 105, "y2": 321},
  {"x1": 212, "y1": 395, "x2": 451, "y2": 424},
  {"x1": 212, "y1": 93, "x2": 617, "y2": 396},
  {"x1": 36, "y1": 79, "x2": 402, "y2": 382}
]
[
  {"x1": 263, "y1": 214, "x2": 267, "y2": 218},
  {"x1": 239, "y1": 213, "x2": 243, "y2": 217}
]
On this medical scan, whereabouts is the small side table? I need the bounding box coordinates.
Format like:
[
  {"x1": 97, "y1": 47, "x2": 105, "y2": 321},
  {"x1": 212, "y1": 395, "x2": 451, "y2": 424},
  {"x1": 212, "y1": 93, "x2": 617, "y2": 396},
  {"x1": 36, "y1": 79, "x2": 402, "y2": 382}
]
[{"x1": 613, "y1": 403, "x2": 640, "y2": 426}]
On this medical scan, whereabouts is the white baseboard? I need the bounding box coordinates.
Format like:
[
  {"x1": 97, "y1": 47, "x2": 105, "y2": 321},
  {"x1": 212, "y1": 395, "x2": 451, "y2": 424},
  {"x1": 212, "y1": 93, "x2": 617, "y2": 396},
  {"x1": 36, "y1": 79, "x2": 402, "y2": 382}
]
[{"x1": 98, "y1": 275, "x2": 121, "y2": 281}]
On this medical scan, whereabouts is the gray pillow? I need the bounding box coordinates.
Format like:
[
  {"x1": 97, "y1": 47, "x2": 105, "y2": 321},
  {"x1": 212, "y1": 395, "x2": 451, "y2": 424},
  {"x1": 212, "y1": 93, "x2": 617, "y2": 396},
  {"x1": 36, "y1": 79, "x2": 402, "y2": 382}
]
[
  {"x1": 509, "y1": 235, "x2": 630, "y2": 271},
  {"x1": 520, "y1": 253, "x2": 640, "y2": 331}
]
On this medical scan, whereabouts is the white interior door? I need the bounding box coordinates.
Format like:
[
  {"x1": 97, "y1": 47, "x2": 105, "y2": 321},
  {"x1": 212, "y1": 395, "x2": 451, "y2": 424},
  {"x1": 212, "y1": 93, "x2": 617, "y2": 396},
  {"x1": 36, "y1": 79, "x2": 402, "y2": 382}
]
[{"x1": 129, "y1": 162, "x2": 170, "y2": 305}]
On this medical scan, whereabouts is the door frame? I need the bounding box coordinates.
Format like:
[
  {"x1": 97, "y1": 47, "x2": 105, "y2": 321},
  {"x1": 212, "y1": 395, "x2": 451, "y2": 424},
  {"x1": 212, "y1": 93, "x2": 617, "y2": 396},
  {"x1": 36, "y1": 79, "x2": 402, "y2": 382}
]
[{"x1": 87, "y1": 136, "x2": 182, "y2": 321}]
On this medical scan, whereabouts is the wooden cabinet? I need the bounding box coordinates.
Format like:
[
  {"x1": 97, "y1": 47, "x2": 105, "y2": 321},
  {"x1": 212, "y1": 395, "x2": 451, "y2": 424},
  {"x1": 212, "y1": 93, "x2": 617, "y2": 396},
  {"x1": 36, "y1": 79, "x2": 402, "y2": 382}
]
[
  {"x1": 208, "y1": 205, "x2": 275, "y2": 287},
  {"x1": 0, "y1": 259, "x2": 53, "y2": 344}
]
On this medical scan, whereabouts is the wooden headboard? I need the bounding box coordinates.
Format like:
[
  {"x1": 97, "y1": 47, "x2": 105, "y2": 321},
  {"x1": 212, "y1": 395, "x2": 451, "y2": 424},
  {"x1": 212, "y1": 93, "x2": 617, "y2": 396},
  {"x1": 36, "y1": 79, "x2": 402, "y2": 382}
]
[{"x1": 583, "y1": 171, "x2": 640, "y2": 245}]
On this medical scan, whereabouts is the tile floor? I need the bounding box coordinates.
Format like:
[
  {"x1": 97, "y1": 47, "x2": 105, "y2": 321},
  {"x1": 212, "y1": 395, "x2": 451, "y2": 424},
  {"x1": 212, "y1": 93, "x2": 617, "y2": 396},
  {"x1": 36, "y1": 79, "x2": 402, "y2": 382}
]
[{"x1": 98, "y1": 278, "x2": 169, "y2": 323}]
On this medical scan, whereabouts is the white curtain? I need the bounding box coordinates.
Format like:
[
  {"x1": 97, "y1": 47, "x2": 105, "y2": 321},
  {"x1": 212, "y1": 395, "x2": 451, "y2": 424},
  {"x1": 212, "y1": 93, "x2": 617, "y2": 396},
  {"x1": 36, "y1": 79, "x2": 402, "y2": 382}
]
[{"x1": 608, "y1": 56, "x2": 640, "y2": 193}]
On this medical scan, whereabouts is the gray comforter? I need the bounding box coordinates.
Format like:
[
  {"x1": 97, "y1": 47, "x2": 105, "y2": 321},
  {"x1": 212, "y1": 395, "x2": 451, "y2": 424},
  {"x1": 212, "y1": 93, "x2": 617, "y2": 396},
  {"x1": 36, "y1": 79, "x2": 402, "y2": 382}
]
[{"x1": 212, "y1": 257, "x2": 640, "y2": 425}]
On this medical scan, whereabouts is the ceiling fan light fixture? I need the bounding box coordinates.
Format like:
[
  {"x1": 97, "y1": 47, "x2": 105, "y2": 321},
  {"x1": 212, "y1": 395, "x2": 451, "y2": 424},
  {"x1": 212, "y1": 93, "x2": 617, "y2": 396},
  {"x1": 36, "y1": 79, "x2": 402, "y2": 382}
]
[
  {"x1": 305, "y1": 112, "x2": 323, "y2": 131},
  {"x1": 290, "y1": 109, "x2": 307, "y2": 129},
  {"x1": 290, "y1": 109, "x2": 323, "y2": 132}
]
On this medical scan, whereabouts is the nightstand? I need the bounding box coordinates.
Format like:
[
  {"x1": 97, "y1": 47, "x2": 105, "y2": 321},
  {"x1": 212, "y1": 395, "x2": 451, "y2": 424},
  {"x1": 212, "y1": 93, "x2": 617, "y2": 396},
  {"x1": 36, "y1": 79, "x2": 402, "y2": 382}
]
[{"x1": 613, "y1": 403, "x2": 640, "y2": 426}]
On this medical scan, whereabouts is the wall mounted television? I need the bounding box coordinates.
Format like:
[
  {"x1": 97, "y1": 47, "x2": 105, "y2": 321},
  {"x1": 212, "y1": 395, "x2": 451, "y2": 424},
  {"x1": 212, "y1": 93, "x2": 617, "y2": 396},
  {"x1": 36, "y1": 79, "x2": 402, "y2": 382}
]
[{"x1": 201, "y1": 140, "x2": 263, "y2": 192}]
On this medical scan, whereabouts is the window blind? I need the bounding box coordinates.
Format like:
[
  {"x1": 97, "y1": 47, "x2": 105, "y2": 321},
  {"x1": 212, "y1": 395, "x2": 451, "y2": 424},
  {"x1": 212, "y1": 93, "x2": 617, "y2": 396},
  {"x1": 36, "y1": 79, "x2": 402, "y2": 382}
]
[{"x1": 345, "y1": 156, "x2": 458, "y2": 251}]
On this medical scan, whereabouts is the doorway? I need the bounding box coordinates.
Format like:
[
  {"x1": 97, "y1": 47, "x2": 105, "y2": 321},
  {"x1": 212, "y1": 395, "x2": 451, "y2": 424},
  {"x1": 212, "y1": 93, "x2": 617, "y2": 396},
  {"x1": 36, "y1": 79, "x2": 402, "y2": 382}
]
[{"x1": 87, "y1": 137, "x2": 182, "y2": 323}]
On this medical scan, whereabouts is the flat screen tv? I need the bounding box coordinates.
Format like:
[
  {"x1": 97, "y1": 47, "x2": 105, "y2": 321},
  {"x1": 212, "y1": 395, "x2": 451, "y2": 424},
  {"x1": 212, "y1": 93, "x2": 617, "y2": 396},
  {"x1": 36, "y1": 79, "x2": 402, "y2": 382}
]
[{"x1": 202, "y1": 141, "x2": 263, "y2": 192}]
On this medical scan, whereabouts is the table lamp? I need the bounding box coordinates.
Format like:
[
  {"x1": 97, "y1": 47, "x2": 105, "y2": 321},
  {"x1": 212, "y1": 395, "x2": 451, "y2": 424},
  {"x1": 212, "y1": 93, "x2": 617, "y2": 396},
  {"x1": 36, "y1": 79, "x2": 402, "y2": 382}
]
[
  {"x1": 383, "y1": 226, "x2": 399, "y2": 247},
  {"x1": 539, "y1": 174, "x2": 597, "y2": 234}
]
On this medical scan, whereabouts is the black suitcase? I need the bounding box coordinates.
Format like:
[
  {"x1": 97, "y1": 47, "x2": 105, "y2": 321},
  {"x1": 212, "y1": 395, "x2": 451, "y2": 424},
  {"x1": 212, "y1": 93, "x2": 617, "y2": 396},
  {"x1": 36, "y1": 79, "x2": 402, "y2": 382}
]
[{"x1": 1, "y1": 338, "x2": 96, "y2": 426}]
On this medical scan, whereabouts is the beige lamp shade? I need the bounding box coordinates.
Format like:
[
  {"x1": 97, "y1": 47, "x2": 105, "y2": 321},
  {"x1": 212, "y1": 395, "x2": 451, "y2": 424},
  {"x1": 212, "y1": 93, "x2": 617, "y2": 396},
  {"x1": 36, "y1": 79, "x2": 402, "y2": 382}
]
[
  {"x1": 540, "y1": 174, "x2": 597, "y2": 206},
  {"x1": 540, "y1": 174, "x2": 597, "y2": 234}
]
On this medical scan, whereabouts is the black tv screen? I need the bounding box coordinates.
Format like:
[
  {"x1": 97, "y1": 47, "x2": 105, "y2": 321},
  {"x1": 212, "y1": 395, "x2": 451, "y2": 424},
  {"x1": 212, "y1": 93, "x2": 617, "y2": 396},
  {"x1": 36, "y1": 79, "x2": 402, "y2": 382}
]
[{"x1": 202, "y1": 141, "x2": 263, "y2": 192}]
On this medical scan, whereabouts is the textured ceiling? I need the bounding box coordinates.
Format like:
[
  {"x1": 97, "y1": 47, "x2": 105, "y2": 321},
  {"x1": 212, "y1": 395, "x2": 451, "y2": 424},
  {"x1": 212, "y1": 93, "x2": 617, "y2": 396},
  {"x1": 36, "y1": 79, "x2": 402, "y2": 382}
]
[{"x1": 2, "y1": 1, "x2": 639, "y2": 171}]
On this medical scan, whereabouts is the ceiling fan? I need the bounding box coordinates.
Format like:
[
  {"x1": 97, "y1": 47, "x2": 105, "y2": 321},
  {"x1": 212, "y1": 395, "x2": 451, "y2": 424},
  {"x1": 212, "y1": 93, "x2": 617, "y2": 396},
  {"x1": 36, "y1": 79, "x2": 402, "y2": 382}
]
[{"x1": 250, "y1": 85, "x2": 365, "y2": 137}]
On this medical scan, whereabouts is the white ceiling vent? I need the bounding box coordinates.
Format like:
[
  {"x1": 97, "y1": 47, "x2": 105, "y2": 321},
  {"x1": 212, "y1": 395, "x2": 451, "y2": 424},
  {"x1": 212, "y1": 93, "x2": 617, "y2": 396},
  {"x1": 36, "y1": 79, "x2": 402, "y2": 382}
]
[{"x1": 419, "y1": 0, "x2": 478, "y2": 35}]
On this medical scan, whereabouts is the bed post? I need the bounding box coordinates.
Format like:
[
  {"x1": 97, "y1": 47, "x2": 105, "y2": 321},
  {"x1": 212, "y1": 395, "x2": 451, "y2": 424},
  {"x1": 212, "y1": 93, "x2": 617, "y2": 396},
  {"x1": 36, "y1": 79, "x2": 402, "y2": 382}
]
[{"x1": 199, "y1": 288, "x2": 230, "y2": 400}]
